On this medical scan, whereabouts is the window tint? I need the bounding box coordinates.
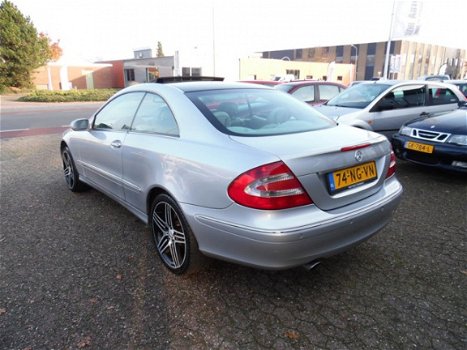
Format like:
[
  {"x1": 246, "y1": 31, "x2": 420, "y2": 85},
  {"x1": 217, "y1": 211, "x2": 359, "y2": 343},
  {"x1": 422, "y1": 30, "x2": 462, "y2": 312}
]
[
  {"x1": 292, "y1": 85, "x2": 314, "y2": 102},
  {"x1": 376, "y1": 85, "x2": 425, "y2": 110},
  {"x1": 319, "y1": 84, "x2": 341, "y2": 100},
  {"x1": 131, "y1": 93, "x2": 179, "y2": 135},
  {"x1": 93, "y1": 92, "x2": 144, "y2": 130},
  {"x1": 186, "y1": 88, "x2": 335, "y2": 136},
  {"x1": 392, "y1": 85, "x2": 425, "y2": 107},
  {"x1": 427, "y1": 86, "x2": 460, "y2": 105}
]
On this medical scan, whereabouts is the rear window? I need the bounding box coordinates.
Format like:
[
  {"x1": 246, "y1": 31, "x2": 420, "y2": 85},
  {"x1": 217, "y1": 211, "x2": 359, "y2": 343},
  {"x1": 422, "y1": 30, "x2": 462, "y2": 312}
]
[{"x1": 186, "y1": 88, "x2": 335, "y2": 136}]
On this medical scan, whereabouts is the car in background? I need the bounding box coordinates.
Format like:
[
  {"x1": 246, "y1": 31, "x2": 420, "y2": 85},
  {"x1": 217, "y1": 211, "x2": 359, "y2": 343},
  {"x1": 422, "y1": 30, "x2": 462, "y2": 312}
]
[
  {"x1": 417, "y1": 74, "x2": 451, "y2": 81},
  {"x1": 448, "y1": 80, "x2": 467, "y2": 98},
  {"x1": 239, "y1": 80, "x2": 282, "y2": 87},
  {"x1": 60, "y1": 82, "x2": 402, "y2": 275},
  {"x1": 275, "y1": 80, "x2": 346, "y2": 105},
  {"x1": 392, "y1": 105, "x2": 467, "y2": 173},
  {"x1": 315, "y1": 80, "x2": 466, "y2": 138}
]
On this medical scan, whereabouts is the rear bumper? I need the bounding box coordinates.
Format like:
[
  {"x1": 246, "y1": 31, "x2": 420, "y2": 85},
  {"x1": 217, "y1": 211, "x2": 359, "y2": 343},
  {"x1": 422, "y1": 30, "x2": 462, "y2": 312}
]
[
  {"x1": 181, "y1": 177, "x2": 403, "y2": 270},
  {"x1": 392, "y1": 134, "x2": 467, "y2": 173}
]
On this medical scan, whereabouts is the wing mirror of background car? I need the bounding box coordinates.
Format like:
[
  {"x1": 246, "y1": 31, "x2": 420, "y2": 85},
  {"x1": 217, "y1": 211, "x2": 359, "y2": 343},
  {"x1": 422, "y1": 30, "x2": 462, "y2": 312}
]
[
  {"x1": 458, "y1": 101, "x2": 467, "y2": 108},
  {"x1": 70, "y1": 118, "x2": 90, "y2": 131}
]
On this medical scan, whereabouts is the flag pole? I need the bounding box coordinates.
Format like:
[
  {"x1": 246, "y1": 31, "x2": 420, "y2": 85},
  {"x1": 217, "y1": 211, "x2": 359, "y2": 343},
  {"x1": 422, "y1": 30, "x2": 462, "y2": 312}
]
[{"x1": 383, "y1": 0, "x2": 396, "y2": 79}]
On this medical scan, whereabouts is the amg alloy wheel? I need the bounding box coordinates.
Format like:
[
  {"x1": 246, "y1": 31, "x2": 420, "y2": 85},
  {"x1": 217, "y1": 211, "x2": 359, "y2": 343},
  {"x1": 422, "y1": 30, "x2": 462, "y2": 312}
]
[
  {"x1": 61, "y1": 146, "x2": 87, "y2": 192},
  {"x1": 151, "y1": 194, "x2": 204, "y2": 275}
]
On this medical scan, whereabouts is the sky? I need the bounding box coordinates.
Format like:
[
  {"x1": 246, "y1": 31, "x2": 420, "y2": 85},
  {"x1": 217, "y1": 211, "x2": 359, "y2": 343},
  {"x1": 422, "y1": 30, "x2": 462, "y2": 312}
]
[{"x1": 9, "y1": 0, "x2": 467, "y2": 64}]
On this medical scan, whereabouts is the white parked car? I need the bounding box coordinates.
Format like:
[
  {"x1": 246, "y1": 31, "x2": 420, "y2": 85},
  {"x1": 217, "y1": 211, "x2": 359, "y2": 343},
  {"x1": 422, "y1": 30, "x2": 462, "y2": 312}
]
[{"x1": 316, "y1": 80, "x2": 466, "y2": 138}]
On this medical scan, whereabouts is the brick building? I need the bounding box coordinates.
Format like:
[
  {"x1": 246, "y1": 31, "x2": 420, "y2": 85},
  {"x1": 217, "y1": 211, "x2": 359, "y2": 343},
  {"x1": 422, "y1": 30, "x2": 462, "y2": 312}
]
[{"x1": 262, "y1": 41, "x2": 467, "y2": 81}]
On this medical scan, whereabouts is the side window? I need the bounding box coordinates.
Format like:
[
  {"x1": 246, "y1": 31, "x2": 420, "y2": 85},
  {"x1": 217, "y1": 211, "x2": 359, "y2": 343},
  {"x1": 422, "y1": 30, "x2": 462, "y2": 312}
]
[
  {"x1": 93, "y1": 92, "x2": 144, "y2": 131},
  {"x1": 319, "y1": 84, "x2": 340, "y2": 100},
  {"x1": 292, "y1": 85, "x2": 314, "y2": 102},
  {"x1": 131, "y1": 93, "x2": 179, "y2": 136},
  {"x1": 385, "y1": 85, "x2": 426, "y2": 109},
  {"x1": 427, "y1": 85, "x2": 460, "y2": 105}
]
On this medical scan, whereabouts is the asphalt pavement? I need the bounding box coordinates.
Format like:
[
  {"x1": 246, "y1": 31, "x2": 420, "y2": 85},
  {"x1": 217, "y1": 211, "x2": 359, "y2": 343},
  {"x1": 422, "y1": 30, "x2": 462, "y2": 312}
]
[{"x1": 1, "y1": 133, "x2": 466, "y2": 349}]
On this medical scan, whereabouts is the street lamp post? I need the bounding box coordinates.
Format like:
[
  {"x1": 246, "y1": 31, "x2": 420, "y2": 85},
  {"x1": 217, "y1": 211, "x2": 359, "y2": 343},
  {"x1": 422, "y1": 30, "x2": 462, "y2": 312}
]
[{"x1": 351, "y1": 44, "x2": 358, "y2": 81}]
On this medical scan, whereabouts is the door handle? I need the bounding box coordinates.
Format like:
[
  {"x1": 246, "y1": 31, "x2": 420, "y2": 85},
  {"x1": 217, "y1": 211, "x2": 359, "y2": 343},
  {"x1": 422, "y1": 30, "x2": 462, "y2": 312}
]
[
  {"x1": 110, "y1": 140, "x2": 122, "y2": 148},
  {"x1": 420, "y1": 112, "x2": 431, "y2": 117}
]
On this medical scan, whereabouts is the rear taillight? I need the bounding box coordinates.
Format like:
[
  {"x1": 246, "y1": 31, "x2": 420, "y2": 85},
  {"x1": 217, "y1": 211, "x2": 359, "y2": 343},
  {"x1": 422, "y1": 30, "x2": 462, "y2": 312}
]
[
  {"x1": 228, "y1": 161, "x2": 313, "y2": 210},
  {"x1": 386, "y1": 150, "x2": 396, "y2": 178}
]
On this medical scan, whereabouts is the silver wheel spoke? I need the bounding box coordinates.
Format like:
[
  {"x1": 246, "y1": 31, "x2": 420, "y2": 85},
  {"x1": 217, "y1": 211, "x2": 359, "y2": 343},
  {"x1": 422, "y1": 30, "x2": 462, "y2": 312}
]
[
  {"x1": 165, "y1": 204, "x2": 173, "y2": 229},
  {"x1": 157, "y1": 234, "x2": 170, "y2": 253},
  {"x1": 153, "y1": 211, "x2": 168, "y2": 232},
  {"x1": 169, "y1": 242, "x2": 181, "y2": 267},
  {"x1": 64, "y1": 166, "x2": 72, "y2": 177},
  {"x1": 172, "y1": 230, "x2": 186, "y2": 245}
]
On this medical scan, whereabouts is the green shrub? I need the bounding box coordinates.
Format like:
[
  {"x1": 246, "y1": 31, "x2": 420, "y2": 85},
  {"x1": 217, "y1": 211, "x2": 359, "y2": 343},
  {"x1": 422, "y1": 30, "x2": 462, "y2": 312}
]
[{"x1": 18, "y1": 89, "x2": 119, "y2": 102}]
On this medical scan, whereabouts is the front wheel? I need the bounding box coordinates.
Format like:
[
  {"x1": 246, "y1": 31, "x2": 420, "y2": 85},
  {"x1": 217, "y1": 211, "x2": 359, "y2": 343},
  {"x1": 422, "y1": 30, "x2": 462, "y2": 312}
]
[
  {"x1": 61, "y1": 146, "x2": 87, "y2": 192},
  {"x1": 151, "y1": 194, "x2": 205, "y2": 275}
]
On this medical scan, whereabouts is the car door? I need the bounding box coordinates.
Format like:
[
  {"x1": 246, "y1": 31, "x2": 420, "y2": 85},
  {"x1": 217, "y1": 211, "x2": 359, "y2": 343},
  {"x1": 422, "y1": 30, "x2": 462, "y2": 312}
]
[
  {"x1": 369, "y1": 84, "x2": 427, "y2": 138},
  {"x1": 122, "y1": 93, "x2": 179, "y2": 213},
  {"x1": 426, "y1": 84, "x2": 462, "y2": 113},
  {"x1": 80, "y1": 92, "x2": 145, "y2": 199}
]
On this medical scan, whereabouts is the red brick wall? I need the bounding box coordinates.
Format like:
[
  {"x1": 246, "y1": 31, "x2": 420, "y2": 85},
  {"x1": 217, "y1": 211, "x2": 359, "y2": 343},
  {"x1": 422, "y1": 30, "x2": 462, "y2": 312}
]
[{"x1": 32, "y1": 64, "x2": 118, "y2": 90}]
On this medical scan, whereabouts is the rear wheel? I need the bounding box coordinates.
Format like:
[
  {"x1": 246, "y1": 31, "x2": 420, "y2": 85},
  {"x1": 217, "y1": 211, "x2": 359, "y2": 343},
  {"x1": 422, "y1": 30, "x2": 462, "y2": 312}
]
[
  {"x1": 61, "y1": 146, "x2": 87, "y2": 192},
  {"x1": 151, "y1": 194, "x2": 204, "y2": 275}
]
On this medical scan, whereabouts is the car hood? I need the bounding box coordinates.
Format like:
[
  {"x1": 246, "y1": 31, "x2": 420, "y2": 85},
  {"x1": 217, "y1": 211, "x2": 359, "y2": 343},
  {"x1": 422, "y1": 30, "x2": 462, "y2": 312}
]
[
  {"x1": 406, "y1": 109, "x2": 467, "y2": 134},
  {"x1": 314, "y1": 105, "x2": 362, "y2": 119}
]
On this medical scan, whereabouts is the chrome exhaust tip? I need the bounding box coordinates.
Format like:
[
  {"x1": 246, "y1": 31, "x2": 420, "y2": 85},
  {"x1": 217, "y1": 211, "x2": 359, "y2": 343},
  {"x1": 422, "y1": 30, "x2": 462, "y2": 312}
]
[{"x1": 303, "y1": 259, "x2": 321, "y2": 271}]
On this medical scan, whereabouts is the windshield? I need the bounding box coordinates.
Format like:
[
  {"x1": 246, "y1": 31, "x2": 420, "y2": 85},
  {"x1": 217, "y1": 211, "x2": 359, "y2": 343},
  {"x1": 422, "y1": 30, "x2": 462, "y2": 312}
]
[
  {"x1": 186, "y1": 88, "x2": 335, "y2": 136},
  {"x1": 326, "y1": 83, "x2": 391, "y2": 108}
]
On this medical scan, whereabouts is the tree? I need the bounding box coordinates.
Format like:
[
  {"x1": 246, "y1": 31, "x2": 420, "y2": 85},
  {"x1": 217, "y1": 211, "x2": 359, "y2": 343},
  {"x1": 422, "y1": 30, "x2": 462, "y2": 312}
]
[
  {"x1": 49, "y1": 39, "x2": 63, "y2": 62},
  {"x1": 156, "y1": 41, "x2": 164, "y2": 57},
  {"x1": 0, "y1": 0, "x2": 52, "y2": 89}
]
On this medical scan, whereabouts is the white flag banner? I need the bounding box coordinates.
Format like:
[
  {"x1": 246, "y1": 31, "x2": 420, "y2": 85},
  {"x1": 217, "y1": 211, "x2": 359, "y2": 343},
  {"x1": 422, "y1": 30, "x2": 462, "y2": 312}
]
[{"x1": 392, "y1": 1, "x2": 423, "y2": 38}]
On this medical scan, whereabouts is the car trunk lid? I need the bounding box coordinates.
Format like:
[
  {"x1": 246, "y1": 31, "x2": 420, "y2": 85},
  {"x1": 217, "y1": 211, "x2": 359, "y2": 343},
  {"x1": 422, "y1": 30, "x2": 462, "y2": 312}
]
[{"x1": 229, "y1": 125, "x2": 391, "y2": 210}]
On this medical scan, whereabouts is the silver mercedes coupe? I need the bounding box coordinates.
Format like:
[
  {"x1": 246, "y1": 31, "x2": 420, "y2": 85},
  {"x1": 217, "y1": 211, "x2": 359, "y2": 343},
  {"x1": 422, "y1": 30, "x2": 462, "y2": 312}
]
[{"x1": 60, "y1": 82, "x2": 403, "y2": 275}]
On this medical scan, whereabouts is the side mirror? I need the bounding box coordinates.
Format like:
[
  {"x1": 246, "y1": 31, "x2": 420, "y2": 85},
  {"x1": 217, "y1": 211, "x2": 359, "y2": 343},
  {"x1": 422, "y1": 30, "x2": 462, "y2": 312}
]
[
  {"x1": 458, "y1": 100, "x2": 467, "y2": 108},
  {"x1": 70, "y1": 118, "x2": 89, "y2": 131}
]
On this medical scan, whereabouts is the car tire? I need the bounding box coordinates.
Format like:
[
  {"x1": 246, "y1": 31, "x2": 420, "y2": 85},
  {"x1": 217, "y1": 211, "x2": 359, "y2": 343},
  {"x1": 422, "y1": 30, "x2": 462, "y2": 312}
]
[
  {"x1": 61, "y1": 146, "x2": 87, "y2": 192},
  {"x1": 151, "y1": 194, "x2": 205, "y2": 275}
]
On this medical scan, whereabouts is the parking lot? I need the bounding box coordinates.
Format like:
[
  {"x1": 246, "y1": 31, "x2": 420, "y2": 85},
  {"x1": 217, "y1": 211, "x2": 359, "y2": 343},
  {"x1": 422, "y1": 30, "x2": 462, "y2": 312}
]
[{"x1": 1, "y1": 133, "x2": 466, "y2": 349}]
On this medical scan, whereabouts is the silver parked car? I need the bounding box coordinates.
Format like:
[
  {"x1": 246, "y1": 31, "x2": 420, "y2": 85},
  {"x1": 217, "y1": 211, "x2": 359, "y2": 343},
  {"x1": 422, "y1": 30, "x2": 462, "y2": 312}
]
[
  {"x1": 316, "y1": 80, "x2": 466, "y2": 138},
  {"x1": 61, "y1": 82, "x2": 403, "y2": 275}
]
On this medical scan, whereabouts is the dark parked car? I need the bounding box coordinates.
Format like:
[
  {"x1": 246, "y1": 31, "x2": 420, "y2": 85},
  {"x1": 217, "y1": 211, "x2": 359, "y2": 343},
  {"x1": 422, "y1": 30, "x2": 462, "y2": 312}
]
[
  {"x1": 275, "y1": 80, "x2": 346, "y2": 105},
  {"x1": 392, "y1": 106, "x2": 467, "y2": 173}
]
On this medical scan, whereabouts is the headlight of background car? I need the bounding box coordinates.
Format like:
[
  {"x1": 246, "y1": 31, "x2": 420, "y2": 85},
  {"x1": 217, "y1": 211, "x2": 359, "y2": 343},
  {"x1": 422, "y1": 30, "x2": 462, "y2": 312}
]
[
  {"x1": 399, "y1": 126, "x2": 413, "y2": 136},
  {"x1": 447, "y1": 134, "x2": 467, "y2": 146}
]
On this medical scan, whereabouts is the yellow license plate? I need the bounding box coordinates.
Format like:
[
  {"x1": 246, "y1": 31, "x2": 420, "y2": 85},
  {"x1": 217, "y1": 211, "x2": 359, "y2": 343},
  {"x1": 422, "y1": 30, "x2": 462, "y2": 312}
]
[
  {"x1": 328, "y1": 161, "x2": 377, "y2": 193},
  {"x1": 405, "y1": 141, "x2": 434, "y2": 154}
]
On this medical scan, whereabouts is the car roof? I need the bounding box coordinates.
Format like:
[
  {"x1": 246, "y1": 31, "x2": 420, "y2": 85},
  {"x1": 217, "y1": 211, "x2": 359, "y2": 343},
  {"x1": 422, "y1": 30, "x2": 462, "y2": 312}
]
[
  {"x1": 118, "y1": 82, "x2": 271, "y2": 96},
  {"x1": 167, "y1": 81, "x2": 271, "y2": 92},
  {"x1": 357, "y1": 80, "x2": 461, "y2": 88},
  {"x1": 280, "y1": 80, "x2": 345, "y2": 87}
]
